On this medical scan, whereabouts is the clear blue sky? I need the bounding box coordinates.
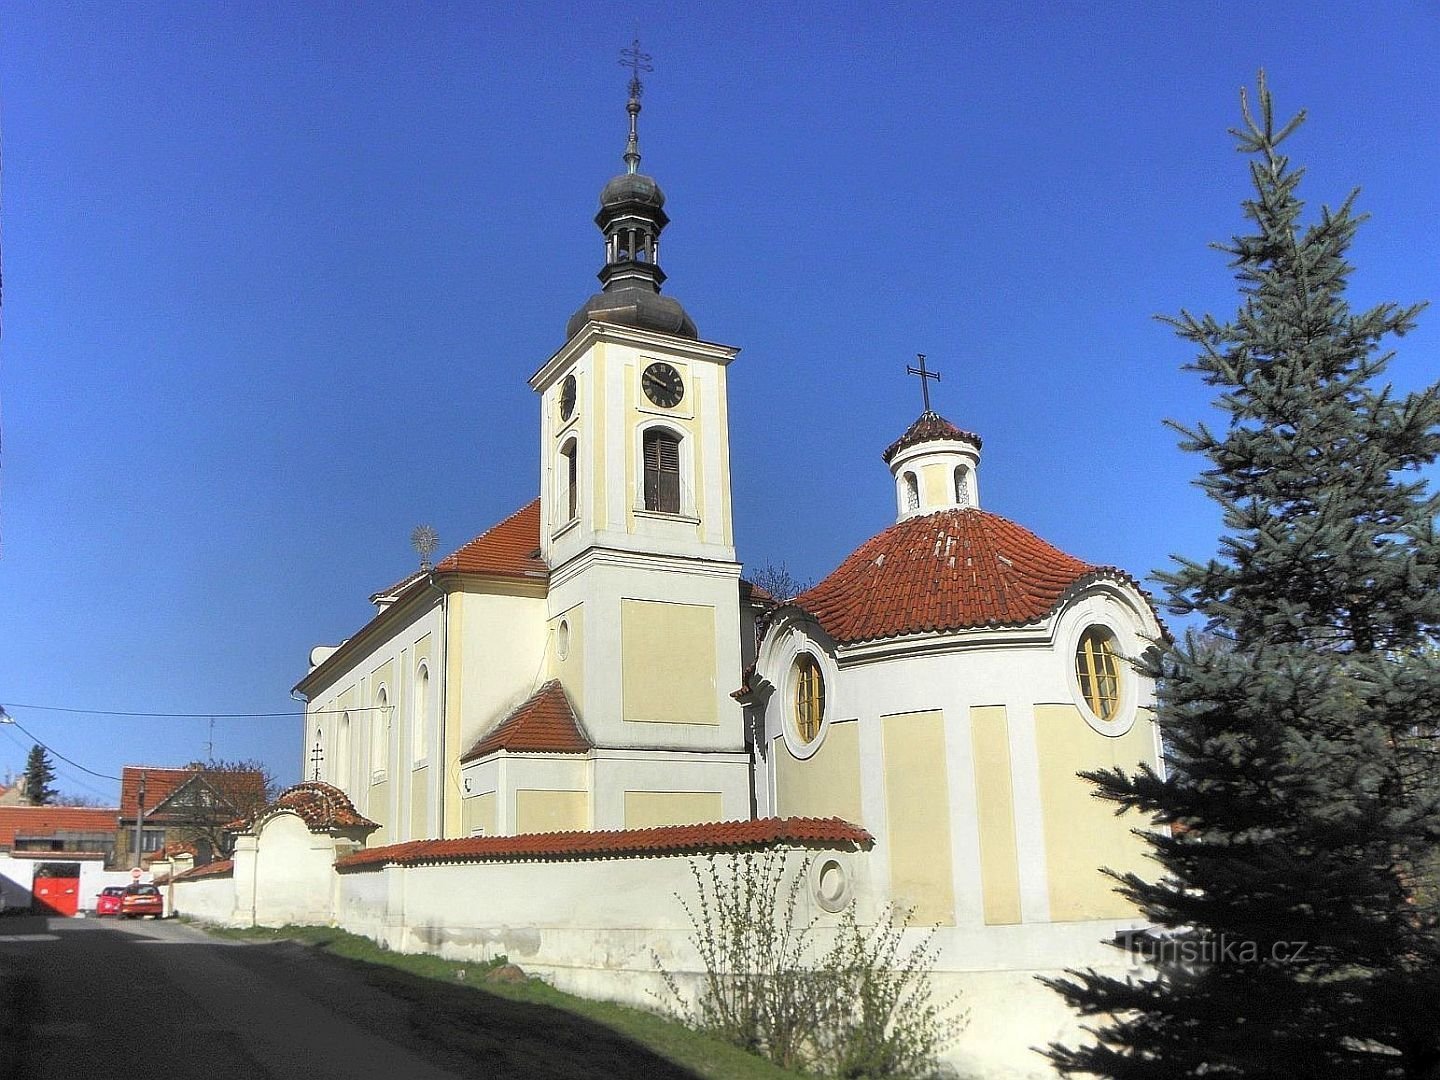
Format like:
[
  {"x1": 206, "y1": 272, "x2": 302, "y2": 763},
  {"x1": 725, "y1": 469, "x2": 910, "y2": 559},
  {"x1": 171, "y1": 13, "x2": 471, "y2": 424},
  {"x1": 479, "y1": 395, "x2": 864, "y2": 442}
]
[{"x1": 1, "y1": 3, "x2": 1437, "y2": 801}]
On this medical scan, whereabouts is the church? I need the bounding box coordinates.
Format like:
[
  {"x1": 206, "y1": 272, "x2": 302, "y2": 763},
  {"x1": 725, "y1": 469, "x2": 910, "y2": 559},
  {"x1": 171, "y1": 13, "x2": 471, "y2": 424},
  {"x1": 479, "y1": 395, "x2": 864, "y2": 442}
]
[{"x1": 222, "y1": 60, "x2": 1166, "y2": 1079}]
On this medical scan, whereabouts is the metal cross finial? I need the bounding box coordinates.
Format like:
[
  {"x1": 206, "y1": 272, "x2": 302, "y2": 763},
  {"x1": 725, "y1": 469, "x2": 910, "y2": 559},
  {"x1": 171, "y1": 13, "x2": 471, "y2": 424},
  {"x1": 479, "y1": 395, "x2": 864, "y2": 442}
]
[
  {"x1": 619, "y1": 37, "x2": 652, "y2": 101},
  {"x1": 906, "y1": 353, "x2": 942, "y2": 412},
  {"x1": 310, "y1": 741, "x2": 324, "y2": 782}
]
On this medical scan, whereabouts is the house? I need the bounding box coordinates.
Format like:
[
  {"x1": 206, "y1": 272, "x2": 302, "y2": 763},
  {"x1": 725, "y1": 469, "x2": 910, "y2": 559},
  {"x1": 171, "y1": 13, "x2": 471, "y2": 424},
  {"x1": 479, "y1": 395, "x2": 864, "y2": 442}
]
[
  {"x1": 188, "y1": 67, "x2": 1164, "y2": 1079},
  {"x1": 0, "y1": 805, "x2": 120, "y2": 863},
  {"x1": 115, "y1": 765, "x2": 268, "y2": 866}
]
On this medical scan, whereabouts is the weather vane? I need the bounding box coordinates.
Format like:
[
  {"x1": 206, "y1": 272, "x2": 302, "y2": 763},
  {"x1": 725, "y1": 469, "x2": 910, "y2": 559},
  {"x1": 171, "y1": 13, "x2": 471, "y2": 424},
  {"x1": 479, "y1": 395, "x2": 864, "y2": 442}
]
[
  {"x1": 907, "y1": 354, "x2": 941, "y2": 412},
  {"x1": 619, "y1": 37, "x2": 652, "y2": 100}
]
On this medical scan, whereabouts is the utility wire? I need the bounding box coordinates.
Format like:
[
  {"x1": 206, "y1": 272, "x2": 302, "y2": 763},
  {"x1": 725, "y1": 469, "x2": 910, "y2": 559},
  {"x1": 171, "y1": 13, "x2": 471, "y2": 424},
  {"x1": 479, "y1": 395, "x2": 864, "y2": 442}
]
[
  {"x1": 1, "y1": 715, "x2": 122, "y2": 781},
  {"x1": 1, "y1": 702, "x2": 382, "y2": 718}
]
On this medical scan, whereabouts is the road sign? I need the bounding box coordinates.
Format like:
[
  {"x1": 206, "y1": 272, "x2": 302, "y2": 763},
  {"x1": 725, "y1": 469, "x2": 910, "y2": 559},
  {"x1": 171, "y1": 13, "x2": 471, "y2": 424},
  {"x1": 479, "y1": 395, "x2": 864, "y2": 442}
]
[{"x1": 131, "y1": 868, "x2": 142, "y2": 881}]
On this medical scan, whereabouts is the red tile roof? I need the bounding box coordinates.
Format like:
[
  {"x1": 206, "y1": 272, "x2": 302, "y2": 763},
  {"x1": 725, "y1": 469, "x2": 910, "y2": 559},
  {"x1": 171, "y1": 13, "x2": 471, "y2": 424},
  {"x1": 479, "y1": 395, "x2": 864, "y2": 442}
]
[
  {"x1": 793, "y1": 507, "x2": 1139, "y2": 644},
  {"x1": 173, "y1": 858, "x2": 234, "y2": 881},
  {"x1": 0, "y1": 805, "x2": 119, "y2": 848},
  {"x1": 433, "y1": 499, "x2": 547, "y2": 580},
  {"x1": 120, "y1": 766, "x2": 267, "y2": 821},
  {"x1": 881, "y1": 410, "x2": 982, "y2": 463},
  {"x1": 120, "y1": 767, "x2": 194, "y2": 818},
  {"x1": 461, "y1": 680, "x2": 591, "y2": 762},
  {"x1": 234, "y1": 782, "x2": 376, "y2": 834},
  {"x1": 336, "y1": 816, "x2": 872, "y2": 870}
]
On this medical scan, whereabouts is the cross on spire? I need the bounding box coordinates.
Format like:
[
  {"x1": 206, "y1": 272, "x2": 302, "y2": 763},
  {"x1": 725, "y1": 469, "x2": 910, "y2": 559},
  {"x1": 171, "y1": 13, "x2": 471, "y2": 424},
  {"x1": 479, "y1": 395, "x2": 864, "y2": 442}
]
[
  {"x1": 906, "y1": 353, "x2": 941, "y2": 412},
  {"x1": 619, "y1": 37, "x2": 652, "y2": 100},
  {"x1": 619, "y1": 38, "x2": 653, "y2": 174},
  {"x1": 310, "y1": 741, "x2": 324, "y2": 782}
]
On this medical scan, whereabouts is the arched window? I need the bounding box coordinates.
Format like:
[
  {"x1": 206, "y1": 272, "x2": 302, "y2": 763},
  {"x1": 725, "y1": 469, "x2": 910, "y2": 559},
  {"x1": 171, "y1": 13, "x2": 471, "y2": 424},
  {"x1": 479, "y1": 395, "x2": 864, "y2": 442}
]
[
  {"x1": 413, "y1": 663, "x2": 430, "y2": 762},
  {"x1": 560, "y1": 439, "x2": 578, "y2": 522},
  {"x1": 371, "y1": 688, "x2": 389, "y2": 776},
  {"x1": 954, "y1": 466, "x2": 971, "y2": 508},
  {"x1": 903, "y1": 471, "x2": 920, "y2": 511},
  {"x1": 793, "y1": 654, "x2": 826, "y2": 744},
  {"x1": 1075, "y1": 627, "x2": 1122, "y2": 721},
  {"x1": 643, "y1": 429, "x2": 681, "y2": 514}
]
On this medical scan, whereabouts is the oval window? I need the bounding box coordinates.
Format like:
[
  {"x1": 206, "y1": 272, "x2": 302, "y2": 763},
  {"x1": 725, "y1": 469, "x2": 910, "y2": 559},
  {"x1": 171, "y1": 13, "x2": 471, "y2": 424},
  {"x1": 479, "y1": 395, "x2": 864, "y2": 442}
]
[
  {"x1": 793, "y1": 654, "x2": 826, "y2": 744},
  {"x1": 1075, "y1": 627, "x2": 1122, "y2": 721}
]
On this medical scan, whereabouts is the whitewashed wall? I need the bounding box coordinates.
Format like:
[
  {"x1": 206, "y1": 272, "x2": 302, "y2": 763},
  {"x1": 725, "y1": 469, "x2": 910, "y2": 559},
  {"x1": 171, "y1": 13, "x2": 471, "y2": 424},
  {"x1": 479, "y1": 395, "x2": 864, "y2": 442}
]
[{"x1": 172, "y1": 840, "x2": 1133, "y2": 1080}]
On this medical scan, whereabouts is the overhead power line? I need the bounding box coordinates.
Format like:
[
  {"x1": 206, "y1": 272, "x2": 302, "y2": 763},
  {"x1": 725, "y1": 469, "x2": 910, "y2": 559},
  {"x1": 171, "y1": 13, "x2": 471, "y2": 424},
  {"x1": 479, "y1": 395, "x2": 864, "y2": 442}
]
[
  {"x1": 0, "y1": 714, "x2": 122, "y2": 781},
  {"x1": 0, "y1": 702, "x2": 383, "y2": 718}
]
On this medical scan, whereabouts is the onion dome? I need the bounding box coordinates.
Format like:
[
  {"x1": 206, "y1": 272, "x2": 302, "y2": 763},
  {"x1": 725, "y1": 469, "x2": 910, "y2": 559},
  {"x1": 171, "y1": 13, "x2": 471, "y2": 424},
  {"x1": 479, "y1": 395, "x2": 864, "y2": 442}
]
[
  {"x1": 567, "y1": 55, "x2": 697, "y2": 341},
  {"x1": 793, "y1": 508, "x2": 1129, "y2": 645}
]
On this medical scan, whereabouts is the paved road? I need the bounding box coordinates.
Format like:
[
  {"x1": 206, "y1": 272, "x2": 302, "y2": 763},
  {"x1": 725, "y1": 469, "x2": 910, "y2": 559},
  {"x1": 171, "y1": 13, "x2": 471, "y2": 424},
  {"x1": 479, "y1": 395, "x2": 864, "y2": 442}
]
[{"x1": 0, "y1": 915, "x2": 697, "y2": 1080}]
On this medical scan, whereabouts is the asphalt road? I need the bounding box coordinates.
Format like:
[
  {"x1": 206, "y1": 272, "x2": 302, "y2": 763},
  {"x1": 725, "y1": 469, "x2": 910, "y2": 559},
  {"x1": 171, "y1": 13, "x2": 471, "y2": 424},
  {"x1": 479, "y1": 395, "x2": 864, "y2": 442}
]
[{"x1": 0, "y1": 915, "x2": 698, "y2": 1080}]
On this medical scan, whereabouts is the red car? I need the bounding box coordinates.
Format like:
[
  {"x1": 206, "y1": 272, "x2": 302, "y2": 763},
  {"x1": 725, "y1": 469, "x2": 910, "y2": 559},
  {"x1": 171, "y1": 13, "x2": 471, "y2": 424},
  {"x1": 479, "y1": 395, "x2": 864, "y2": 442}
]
[
  {"x1": 119, "y1": 883, "x2": 164, "y2": 919},
  {"x1": 95, "y1": 886, "x2": 127, "y2": 917}
]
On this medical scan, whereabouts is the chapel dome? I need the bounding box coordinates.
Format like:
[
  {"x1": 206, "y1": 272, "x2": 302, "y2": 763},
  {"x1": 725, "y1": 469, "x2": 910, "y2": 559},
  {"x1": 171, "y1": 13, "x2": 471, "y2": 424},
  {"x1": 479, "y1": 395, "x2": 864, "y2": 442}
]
[{"x1": 792, "y1": 507, "x2": 1136, "y2": 644}]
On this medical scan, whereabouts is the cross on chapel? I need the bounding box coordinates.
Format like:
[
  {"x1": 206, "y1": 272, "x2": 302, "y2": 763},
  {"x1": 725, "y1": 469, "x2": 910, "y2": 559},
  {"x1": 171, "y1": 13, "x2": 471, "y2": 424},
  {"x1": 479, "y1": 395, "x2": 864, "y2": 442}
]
[
  {"x1": 907, "y1": 353, "x2": 941, "y2": 412},
  {"x1": 310, "y1": 741, "x2": 324, "y2": 782}
]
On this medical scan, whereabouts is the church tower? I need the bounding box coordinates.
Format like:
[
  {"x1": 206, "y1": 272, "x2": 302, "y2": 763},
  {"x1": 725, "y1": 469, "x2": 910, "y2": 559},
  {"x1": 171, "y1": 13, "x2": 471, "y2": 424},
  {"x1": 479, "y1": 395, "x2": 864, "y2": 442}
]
[{"x1": 527, "y1": 49, "x2": 750, "y2": 829}]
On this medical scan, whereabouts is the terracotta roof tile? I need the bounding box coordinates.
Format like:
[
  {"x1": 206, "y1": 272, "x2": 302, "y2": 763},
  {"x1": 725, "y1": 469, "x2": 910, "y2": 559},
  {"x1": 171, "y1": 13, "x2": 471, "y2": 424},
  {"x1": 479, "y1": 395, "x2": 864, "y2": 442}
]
[
  {"x1": 118, "y1": 766, "x2": 266, "y2": 821},
  {"x1": 173, "y1": 858, "x2": 234, "y2": 881},
  {"x1": 881, "y1": 410, "x2": 982, "y2": 464},
  {"x1": 0, "y1": 806, "x2": 119, "y2": 848},
  {"x1": 120, "y1": 767, "x2": 195, "y2": 818},
  {"x1": 234, "y1": 782, "x2": 377, "y2": 834},
  {"x1": 433, "y1": 500, "x2": 547, "y2": 580},
  {"x1": 794, "y1": 507, "x2": 1141, "y2": 644},
  {"x1": 336, "y1": 816, "x2": 872, "y2": 870},
  {"x1": 461, "y1": 680, "x2": 591, "y2": 762}
]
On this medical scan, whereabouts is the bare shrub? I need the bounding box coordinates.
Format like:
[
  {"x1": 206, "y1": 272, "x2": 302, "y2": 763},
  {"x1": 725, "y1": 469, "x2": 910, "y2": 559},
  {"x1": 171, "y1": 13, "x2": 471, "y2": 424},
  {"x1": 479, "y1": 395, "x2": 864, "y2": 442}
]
[{"x1": 655, "y1": 850, "x2": 965, "y2": 1077}]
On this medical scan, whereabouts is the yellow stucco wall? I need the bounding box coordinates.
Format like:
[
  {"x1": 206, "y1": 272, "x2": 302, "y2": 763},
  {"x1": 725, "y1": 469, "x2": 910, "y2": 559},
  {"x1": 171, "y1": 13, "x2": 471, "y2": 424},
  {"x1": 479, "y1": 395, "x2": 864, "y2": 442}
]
[
  {"x1": 461, "y1": 791, "x2": 496, "y2": 836},
  {"x1": 621, "y1": 599, "x2": 717, "y2": 724},
  {"x1": 881, "y1": 710, "x2": 956, "y2": 926},
  {"x1": 443, "y1": 593, "x2": 465, "y2": 838},
  {"x1": 368, "y1": 779, "x2": 389, "y2": 845},
  {"x1": 515, "y1": 790, "x2": 588, "y2": 834},
  {"x1": 970, "y1": 706, "x2": 1022, "y2": 925},
  {"x1": 410, "y1": 766, "x2": 428, "y2": 838},
  {"x1": 1035, "y1": 704, "x2": 1157, "y2": 921},
  {"x1": 774, "y1": 721, "x2": 863, "y2": 824},
  {"x1": 921, "y1": 462, "x2": 950, "y2": 507},
  {"x1": 623, "y1": 791, "x2": 724, "y2": 829}
]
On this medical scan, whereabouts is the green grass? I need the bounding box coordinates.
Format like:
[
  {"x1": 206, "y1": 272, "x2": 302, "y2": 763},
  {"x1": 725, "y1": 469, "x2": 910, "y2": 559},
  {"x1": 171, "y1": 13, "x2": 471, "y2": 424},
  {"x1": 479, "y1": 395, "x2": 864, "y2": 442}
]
[{"x1": 190, "y1": 921, "x2": 806, "y2": 1080}]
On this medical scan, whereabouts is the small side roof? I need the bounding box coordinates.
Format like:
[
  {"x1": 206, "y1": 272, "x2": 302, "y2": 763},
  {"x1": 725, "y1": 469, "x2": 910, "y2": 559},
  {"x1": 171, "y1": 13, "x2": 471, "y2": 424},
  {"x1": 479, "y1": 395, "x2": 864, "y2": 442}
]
[{"x1": 461, "y1": 680, "x2": 591, "y2": 762}]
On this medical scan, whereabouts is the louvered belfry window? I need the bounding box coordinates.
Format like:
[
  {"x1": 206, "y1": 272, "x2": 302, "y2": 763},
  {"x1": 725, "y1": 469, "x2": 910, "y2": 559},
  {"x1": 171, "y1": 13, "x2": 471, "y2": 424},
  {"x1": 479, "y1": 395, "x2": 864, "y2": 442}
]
[{"x1": 643, "y1": 429, "x2": 681, "y2": 513}]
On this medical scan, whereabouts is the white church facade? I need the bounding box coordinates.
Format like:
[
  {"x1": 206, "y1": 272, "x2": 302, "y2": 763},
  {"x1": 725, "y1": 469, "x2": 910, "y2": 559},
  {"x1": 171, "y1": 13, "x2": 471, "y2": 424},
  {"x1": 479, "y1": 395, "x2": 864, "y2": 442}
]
[{"x1": 178, "y1": 67, "x2": 1167, "y2": 1080}]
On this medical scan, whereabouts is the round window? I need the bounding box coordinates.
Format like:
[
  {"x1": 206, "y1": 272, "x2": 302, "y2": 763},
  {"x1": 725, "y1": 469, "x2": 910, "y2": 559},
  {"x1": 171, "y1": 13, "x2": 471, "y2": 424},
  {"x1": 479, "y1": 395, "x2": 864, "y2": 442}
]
[
  {"x1": 1075, "y1": 626, "x2": 1122, "y2": 721},
  {"x1": 793, "y1": 653, "x2": 825, "y2": 744}
]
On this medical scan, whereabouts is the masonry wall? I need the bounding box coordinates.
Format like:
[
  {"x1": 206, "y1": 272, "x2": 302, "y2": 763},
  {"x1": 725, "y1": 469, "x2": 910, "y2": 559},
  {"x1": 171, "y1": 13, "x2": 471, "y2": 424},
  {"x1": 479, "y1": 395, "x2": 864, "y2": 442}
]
[{"x1": 172, "y1": 839, "x2": 1139, "y2": 1080}]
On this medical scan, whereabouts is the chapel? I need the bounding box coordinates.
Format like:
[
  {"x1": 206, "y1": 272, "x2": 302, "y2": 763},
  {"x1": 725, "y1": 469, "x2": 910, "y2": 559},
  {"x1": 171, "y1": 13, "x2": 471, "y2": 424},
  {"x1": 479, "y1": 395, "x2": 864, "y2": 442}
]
[{"x1": 285, "y1": 62, "x2": 1166, "y2": 1066}]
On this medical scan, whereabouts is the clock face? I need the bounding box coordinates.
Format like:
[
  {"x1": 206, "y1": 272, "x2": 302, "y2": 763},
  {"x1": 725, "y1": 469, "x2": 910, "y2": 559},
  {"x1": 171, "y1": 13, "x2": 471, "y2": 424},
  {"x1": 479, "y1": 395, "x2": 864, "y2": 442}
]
[
  {"x1": 560, "y1": 374, "x2": 577, "y2": 420},
  {"x1": 642, "y1": 362, "x2": 684, "y2": 409}
]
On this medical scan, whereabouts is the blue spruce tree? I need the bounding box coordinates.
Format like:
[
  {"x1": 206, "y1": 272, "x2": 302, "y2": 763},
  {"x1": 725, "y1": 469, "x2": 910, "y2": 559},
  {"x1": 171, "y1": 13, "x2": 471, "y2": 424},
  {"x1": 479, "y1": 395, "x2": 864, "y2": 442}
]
[{"x1": 1045, "y1": 74, "x2": 1440, "y2": 1079}]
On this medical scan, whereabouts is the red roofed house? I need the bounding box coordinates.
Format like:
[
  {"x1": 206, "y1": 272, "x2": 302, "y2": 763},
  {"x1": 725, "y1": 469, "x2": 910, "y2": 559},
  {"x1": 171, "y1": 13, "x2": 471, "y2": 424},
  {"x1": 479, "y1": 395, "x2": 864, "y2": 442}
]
[
  {"x1": 271, "y1": 79, "x2": 1166, "y2": 1080},
  {"x1": 116, "y1": 765, "x2": 268, "y2": 866}
]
